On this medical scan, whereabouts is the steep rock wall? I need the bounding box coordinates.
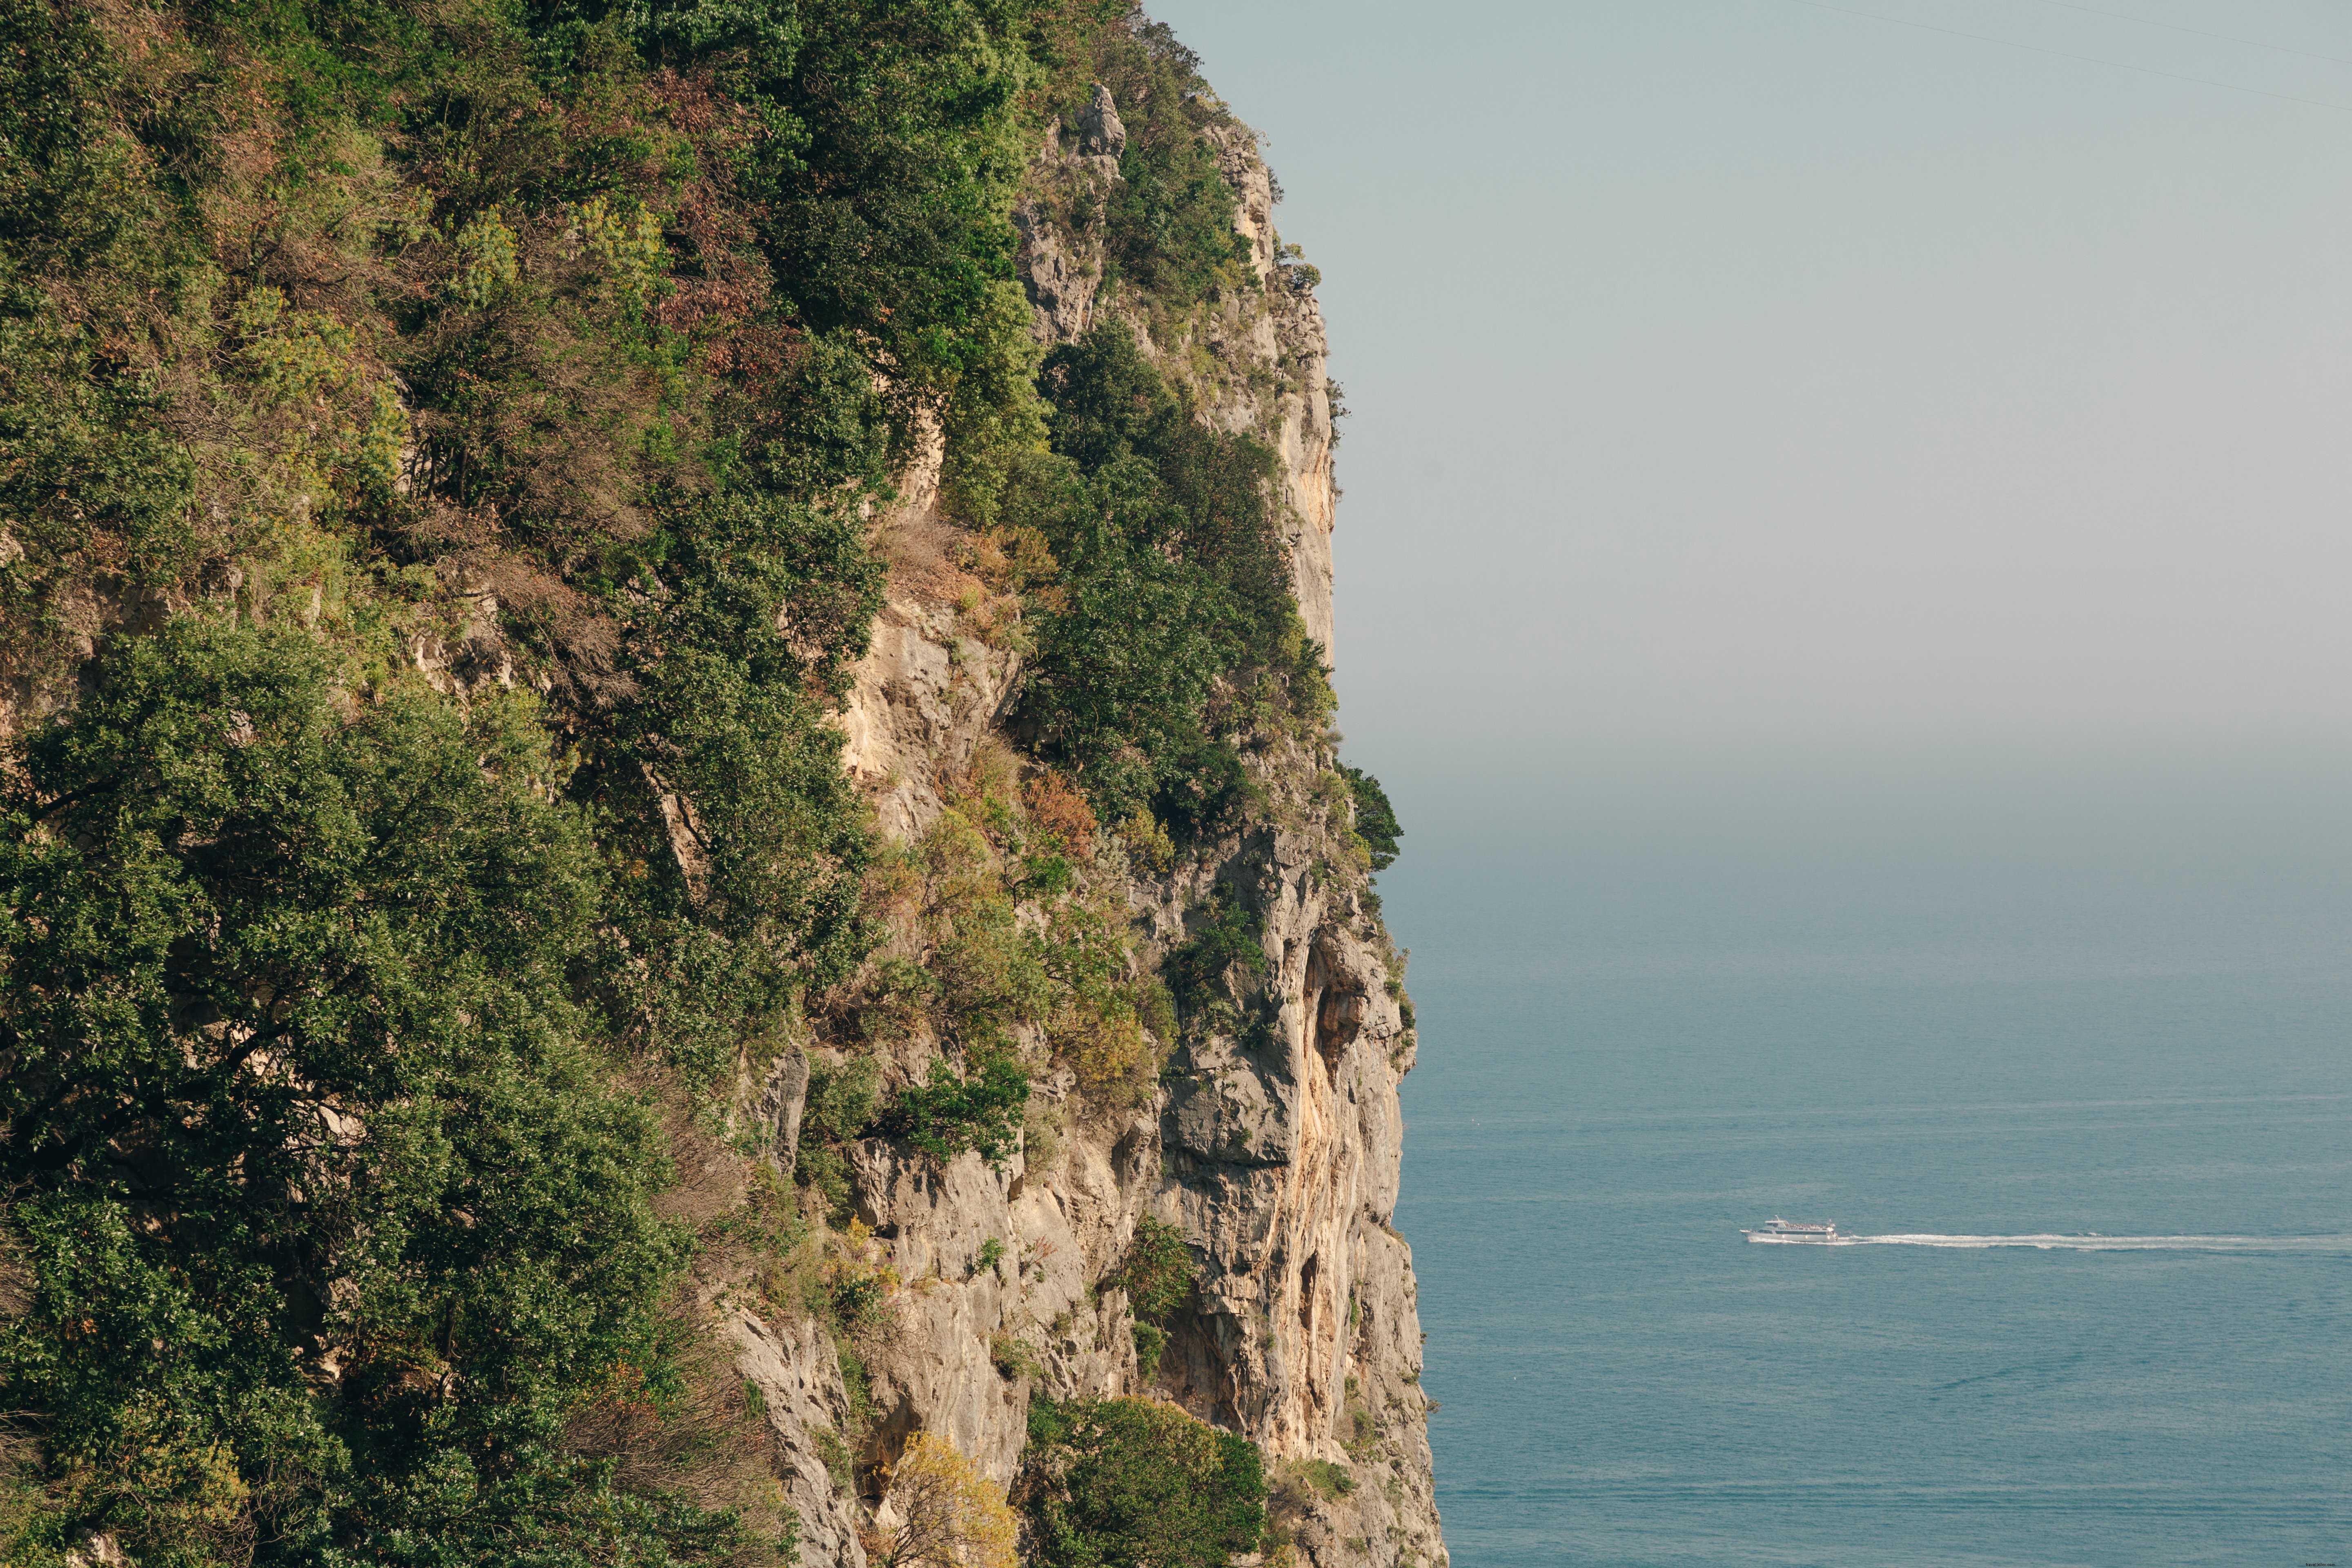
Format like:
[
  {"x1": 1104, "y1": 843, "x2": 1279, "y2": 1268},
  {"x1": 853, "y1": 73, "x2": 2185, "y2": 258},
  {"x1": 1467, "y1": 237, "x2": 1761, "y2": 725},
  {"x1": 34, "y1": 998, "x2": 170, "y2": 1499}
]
[{"x1": 729, "y1": 76, "x2": 1443, "y2": 1568}]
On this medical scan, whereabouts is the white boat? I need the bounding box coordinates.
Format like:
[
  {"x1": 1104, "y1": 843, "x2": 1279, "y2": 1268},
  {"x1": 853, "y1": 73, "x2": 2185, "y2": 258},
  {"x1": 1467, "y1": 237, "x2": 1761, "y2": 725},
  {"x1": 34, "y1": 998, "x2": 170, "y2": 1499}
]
[{"x1": 1742, "y1": 1217, "x2": 1840, "y2": 1244}]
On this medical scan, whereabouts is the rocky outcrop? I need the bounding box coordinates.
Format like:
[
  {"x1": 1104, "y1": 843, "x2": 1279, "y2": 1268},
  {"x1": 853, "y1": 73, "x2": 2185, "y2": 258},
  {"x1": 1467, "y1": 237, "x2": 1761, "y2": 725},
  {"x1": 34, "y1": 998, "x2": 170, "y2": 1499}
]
[
  {"x1": 1076, "y1": 83, "x2": 1127, "y2": 160},
  {"x1": 726, "y1": 1307, "x2": 872, "y2": 1567},
  {"x1": 842, "y1": 1101, "x2": 1155, "y2": 1483},
  {"x1": 1150, "y1": 824, "x2": 1439, "y2": 1566}
]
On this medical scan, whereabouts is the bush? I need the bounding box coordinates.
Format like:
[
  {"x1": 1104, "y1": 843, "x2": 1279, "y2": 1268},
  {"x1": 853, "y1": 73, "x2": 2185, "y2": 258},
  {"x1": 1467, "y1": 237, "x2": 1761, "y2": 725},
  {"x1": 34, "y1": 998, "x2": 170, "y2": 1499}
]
[
  {"x1": 1115, "y1": 1217, "x2": 1199, "y2": 1324},
  {"x1": 1274, "y1": 1458, "x2": 1354, "y2": 1504},
  {"x1": 1085, "y1": 19, "x2": 1258, "y2": 318},
  {"x1": 1341, "y1": 765, "x2": 1402, "y2": 873},
  {"x1": 1022, "y1": 1398, "x2": 1266, "y2": 1568},
  {"x1": 815, "y1": 1425, "x2": 858, "y2": 1494},
  {"x1": 0, "y1": 621, "x2": 698, "y2": 1561},
  {"x1": 797, "y1": 1053, "x2": 884, "y2": 1219},
  {"x1": 806, "y1": 1054, "x2": 886, "y2": 1144},
  {"x1": 825, "y1": 1220, "x2": 900, "y2": 1332},
  {"x1": 860, "y1": 755, "x2": 1156, "y2": 1109},
  {"x1": 989, "y1": 1331, "x2": 1045, "y2": 1381},
  {"x1": 1164, "y1": 894, "x2": 1269, "y2": 1038}
]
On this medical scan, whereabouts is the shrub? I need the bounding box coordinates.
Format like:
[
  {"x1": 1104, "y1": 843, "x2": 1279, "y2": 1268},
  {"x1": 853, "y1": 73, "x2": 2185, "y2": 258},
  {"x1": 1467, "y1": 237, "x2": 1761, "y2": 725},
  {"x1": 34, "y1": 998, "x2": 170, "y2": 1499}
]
[
  {"x1": 1131, "y1": 1321, "x2": 1167, "y2": 1374},
  {"x1": 1274, "y1": 1458, "x2": 1354, "y2": 1504},
  {"x1": 1062, "y1": 1004, "x2": 1153, "y2": 1101},
  {"x1": 1025, "y1": 770, "x2": 1099, "y2": 858},
  {"x1": 1164, "y1": 895, "x2": 1269, "y2": 1038},
  {"x1": 815, "y1": 1425, "x2": 858, "y2": 1494},
  {"x1": 869, "y1": 762, "x2": 1155, "y2": 1109},
  {"x1": 1342, "y1": 1397, "x2": 1377, "y2": 1461},
  {"x1": 825, "y1": 1221, "x2": 901, "y2": 1332},
  {"x1": 1084, "y1": 20, "x2": 1258, "y2": 318},
  {"x1": 989, "y1": 1331, "x2": 1045, "y2": 1381},
  {"x1": 806, "y1": 1054, "x2": 886, "y2": 1144},
  {"x1": 0, "y1": 621, "x2": 698, "y2": 1560},
  {"x1": 1118, "y1": 811, "x2": 1177, "y2": 875},
  {"x1": 1022, "y1": 1398, "x2": 1266, "y2": 1568},
  {"x1": 1116, "y1": 1217, "x2": 1199, "y2": 1324},
  {"x1": 797, "y1": 1053, "x2": 884, "y2": 1218}
]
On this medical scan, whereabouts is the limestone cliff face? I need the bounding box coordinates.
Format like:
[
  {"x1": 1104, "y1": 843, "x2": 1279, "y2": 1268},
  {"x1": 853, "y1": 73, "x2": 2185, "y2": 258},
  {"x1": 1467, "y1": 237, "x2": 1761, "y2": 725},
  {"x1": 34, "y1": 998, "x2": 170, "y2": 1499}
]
[{"x1": 726, "y1": 76, "x2": 1444, "y2": 1568}]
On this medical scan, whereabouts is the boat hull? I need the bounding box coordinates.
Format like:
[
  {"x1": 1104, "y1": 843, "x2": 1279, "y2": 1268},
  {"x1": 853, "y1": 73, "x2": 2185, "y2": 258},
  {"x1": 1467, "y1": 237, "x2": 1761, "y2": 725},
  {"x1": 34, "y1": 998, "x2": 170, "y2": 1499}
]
[{"x1": 1742, "y1": 1230, "x2": 1840, "y2": 1243}]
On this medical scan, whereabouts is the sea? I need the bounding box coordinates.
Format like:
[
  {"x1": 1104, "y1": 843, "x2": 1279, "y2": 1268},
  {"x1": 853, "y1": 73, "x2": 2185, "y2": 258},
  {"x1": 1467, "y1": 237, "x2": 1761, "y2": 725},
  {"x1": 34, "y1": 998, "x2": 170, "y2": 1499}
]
[{"x1": 1383, "y1": 747, "x2": 2352, "y2": 1568}]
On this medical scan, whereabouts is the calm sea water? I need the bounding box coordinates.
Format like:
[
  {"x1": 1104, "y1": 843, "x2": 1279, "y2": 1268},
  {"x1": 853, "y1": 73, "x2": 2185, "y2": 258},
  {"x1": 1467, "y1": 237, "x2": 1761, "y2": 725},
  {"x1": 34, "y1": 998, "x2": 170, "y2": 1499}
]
[{"x1": 1384, "y1": 751, "x2": 2352, "y2": 1568}]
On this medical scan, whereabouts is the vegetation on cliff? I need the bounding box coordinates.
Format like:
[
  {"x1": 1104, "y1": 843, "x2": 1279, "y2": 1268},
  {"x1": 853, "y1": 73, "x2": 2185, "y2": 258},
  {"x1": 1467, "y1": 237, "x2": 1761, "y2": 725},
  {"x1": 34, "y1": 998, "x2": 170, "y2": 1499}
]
[
  {"x1": 0, "y1": 1, "x2": 1402, "y2": 1563},
  {"x1": 1020, "y1": 1398, "x2": 1264, "y2": 1568}
]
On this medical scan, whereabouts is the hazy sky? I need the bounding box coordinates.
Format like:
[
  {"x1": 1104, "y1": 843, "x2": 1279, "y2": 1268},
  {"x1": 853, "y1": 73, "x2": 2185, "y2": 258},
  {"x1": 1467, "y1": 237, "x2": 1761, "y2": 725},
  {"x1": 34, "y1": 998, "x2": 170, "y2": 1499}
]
[{"x1": 1150, "y1": 0, "x2": 2352, "y2": 767}]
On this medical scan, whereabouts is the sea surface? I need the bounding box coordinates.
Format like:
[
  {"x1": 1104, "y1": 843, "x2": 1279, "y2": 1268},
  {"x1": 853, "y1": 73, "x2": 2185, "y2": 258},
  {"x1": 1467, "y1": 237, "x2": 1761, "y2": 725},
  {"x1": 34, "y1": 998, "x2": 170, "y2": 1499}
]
[{"x1": 1383, "y1": 750, "x2": 2352, "y2": 1567}]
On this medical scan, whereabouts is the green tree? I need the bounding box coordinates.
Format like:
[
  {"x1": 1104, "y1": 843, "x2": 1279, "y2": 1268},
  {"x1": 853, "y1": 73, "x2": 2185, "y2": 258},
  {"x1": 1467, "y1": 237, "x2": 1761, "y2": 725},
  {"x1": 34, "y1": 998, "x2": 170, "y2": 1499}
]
[
  {"x1": 0, "y1": 621, "x2": 700, "y2": 1562},
  {"x1": 1023, "y1": 1397, "x2": 1266, "y2": 1568},
  {"x1": 1341, "y1": 765, "x2": 1401, "y2": 872}
]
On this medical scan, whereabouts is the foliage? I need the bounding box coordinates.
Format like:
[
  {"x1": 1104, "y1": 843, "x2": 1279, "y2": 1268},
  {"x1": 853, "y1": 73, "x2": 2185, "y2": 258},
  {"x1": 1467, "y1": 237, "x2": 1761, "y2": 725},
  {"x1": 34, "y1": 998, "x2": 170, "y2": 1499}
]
[
  {"x1": 1341, "y1": 765, "x2": 1402, "y2": 873},
  {"x1": 578, "y1": 483, "x2": 888, "y2": 1091},
  {"x1": 988, "y1": 1331, "x2": 1045, "y2": 1382},
  {"x1": 1274, "y1": 1458, "x2": 1354, "y2": 1504},
  {"x1": 0, "y1": 620, "x2": 716, "y2": 1562},
  {"x1": 0, "y1": 0, "x2": 1156, "y2": 1556},
  {"x1": 806, "y1": 1055, "x2": 886, "y2": 1145},
  {"x1": 1111, "y1": 1214, "x2": 1192, "y2": 1377},
  {"x1": 882, "y1": 1431, "x2": 1019, "y2": 1568},
  {"x1": 883, "y1": 1054, "x2": 1031, "y2": 1168},
  {"x1": 1010, "y1": 326, "x2": 1329, "y2": 832},
  {"x1": 844, "y1": 750, "x2": 1164, "y2": 1109},
  {"x1": 1022, "y1": 1398, "x2": 1266, "y2": 1568},
  {"x1": 1078, "y1": 16, "x2": 1256, "y2": 318},
  {"x1": 1117, "y1": 811, "x2": 1176, "y2": 875},
  {"x1": 1163, "y1": 895, "x2": 1268, "y2": 1039},
  {"x1": 795, "y1": 1054, "x2": 882, "y2": 1220},
  {"x1": 731, "y1": 1158, "x2": 823, "y2": 1323},
  {"x1": 823, "y1": 1221, "x2": 902, "y2": 1333},
  {"x1": 815, "y1": 1425, "x2": 858, "y2": 1494},
  {"x1": 1114, "y1": 1217, "x2": 1199, "y2": 1325}
]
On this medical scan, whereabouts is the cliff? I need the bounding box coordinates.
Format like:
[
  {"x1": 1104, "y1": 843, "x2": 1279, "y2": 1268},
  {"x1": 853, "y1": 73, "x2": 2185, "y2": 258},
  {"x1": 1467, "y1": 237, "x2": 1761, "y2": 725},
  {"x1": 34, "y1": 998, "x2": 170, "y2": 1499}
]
[
  {"x1": 771, "y1": 79, "x2": 1441, "y2": 1568},
  {"x1": 0, "y1": 7, "x2": 1440, "y2": 1568}
]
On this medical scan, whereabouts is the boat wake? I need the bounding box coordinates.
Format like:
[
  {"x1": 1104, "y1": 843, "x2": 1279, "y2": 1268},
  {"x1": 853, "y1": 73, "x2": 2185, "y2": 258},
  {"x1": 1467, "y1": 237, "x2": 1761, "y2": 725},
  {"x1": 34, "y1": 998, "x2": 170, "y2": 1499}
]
[{"x1": 1836, "y1": 1233, "x2": 2352, "y2": 1253}]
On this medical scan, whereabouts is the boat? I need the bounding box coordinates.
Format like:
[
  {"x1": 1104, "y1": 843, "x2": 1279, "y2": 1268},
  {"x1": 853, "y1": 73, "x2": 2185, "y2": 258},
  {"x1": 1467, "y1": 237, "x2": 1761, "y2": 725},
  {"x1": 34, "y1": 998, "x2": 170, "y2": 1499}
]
[{"x1": 1742, "y1": 1217, "x2": 1840, "y2": 1244}]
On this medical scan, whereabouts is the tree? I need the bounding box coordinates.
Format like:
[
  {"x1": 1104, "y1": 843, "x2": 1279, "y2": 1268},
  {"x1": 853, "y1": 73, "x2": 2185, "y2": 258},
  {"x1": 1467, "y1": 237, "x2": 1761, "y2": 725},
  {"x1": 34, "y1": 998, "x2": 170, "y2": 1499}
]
[
  {"x1": 1341, "y1": 766, "x2": 1402, "y2": 873},
  {"x1": 883, "y1": 1431, "x2": 1018, "y2": 1568},
  {"x1": 0, "y1": 620, "x2": 691, "y2": 1562},
  {"x1": 1023, "y1": 1398, "x2": 1265, "y2": 1568}
]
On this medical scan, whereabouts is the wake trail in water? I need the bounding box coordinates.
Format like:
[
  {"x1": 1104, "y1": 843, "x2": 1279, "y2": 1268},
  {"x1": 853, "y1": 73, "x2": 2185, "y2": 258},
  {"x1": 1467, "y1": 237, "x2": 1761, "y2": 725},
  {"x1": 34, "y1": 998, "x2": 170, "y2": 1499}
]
[{"x1": 1836, "y1": 1233, "x2": 2352, "y2": 1252}]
